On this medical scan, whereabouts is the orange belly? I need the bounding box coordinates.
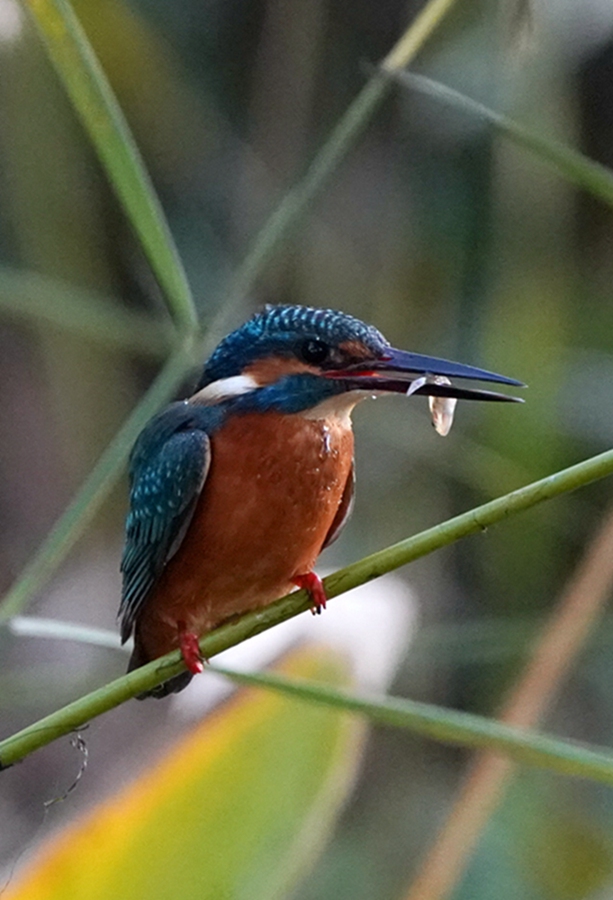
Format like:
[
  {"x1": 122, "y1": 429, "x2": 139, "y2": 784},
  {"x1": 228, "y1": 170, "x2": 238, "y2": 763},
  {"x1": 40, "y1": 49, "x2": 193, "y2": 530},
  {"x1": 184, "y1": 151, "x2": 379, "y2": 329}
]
[{"x1": 133, "y1": 410, "x2": 354, "y2": 662}]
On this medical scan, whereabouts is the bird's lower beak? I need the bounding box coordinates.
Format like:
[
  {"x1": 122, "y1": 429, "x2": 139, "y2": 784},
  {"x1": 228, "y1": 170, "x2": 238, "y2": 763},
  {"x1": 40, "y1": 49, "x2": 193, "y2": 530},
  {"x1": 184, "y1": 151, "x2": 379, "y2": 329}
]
[{"x1": 325, "y1": 347, "x2": 524, "y2": 403}]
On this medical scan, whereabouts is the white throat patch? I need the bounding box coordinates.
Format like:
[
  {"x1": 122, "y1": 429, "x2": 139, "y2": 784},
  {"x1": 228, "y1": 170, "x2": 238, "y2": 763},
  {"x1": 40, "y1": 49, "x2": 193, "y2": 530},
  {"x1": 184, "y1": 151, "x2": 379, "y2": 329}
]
[
  {"x1": 300, "y1": 390, "x2": 369, "y2": 424},
  {"x1": 191, "y1": 374, "x2": 258, "y2": 405}
]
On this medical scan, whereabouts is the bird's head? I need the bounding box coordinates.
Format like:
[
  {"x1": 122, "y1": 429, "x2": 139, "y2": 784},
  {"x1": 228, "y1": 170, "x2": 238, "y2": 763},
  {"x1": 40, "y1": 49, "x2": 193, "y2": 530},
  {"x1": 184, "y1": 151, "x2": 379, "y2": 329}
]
[{"x1": 193, "y1": 305, "x2": 522, "y2": 428}]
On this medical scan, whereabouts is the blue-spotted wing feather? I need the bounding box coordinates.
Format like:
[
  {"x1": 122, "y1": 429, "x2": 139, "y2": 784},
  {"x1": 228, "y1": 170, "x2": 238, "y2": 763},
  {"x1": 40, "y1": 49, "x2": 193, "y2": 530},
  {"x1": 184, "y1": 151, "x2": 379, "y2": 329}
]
[{"x1": 119, "y1": 403, "x2": 212, "y2": 642}]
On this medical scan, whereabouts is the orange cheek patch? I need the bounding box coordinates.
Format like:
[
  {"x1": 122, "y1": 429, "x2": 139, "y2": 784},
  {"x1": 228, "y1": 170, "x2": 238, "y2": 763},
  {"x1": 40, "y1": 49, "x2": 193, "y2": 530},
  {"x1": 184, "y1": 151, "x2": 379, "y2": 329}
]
[
  {"x1": 338, "y1": 340, "x2": 374, "y2": 360},
  {"x1": 245, "y1": 356, "x2": 318, "y2": 385}
]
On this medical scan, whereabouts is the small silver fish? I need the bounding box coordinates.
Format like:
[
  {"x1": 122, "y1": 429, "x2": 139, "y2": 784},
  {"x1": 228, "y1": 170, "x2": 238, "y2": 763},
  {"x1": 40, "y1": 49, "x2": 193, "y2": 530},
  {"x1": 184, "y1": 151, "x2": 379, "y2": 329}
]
[
  {"x1": 428, "y1": 376, "x2": 457, "y2": 436},
  {"x1": 405, "y1": 375, "x2": 457, "y2": 436}
]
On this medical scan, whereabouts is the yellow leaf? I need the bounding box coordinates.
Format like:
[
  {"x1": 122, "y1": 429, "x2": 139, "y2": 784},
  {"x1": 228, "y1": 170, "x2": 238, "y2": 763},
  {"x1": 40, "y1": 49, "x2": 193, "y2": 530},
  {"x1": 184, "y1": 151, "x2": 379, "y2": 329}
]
[{"x1": 7, "y1": 646, "x2": 363, "y2": 900}]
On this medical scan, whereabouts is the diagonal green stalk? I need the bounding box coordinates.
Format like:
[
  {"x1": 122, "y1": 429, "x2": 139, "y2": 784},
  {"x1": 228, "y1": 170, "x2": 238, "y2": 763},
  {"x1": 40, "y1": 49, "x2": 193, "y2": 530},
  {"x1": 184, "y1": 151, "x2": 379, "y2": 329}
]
[
  {"x1": 3, "y1": 445, "x2": 613, "y2": 766},
  {"x1": 227, "y1": 0, "x2": 459, "y2": 305},
  {"x1": 0, "y1": 345, "x2": 197, "y2": 623},
  {"x1": 10, "y1": 615, "x2": 613, "y2": 786},
  {"x1": 384, "y1": 71, "x2": 613, "y2": 207},
  {"x1": 209, "y1": 665, "x2": 613, "y2": 787},
  {"x1": 21, "y1": 0, "x2": 198, "y2": 333},
  {"x1": 4, "y1": 650, "x2": 613, "y2": 788},
  {"x1": 323, "y1": 448, "x2": 613, "y2": 600}
]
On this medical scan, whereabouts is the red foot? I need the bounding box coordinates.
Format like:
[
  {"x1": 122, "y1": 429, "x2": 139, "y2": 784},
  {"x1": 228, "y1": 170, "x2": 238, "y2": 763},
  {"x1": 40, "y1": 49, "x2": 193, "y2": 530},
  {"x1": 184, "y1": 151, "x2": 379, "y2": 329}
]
[
  {"x1": 177, "y1": 622, "x2": 205, "y2": 675},
  {"x1": 292, "y1": 572, "x2": 328, "y2": 616}
]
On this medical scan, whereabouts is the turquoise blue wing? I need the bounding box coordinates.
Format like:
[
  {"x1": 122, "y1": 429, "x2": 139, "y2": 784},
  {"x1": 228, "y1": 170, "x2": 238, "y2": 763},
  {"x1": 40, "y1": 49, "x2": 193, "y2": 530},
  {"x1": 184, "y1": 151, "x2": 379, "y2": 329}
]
[{"x1": 119, "y1": 404, "x2": 211, "y2": 642}]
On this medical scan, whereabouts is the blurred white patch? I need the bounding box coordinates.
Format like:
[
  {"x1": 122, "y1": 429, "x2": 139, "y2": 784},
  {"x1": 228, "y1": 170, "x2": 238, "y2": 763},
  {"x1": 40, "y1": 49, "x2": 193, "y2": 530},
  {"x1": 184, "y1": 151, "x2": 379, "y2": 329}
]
[
  {"x1": 175, "y1": 572, "x2": 417, "y2": 720},
  {"x1": 539, "y1": 0, "x2": 613, "y2": 59},
  {"x1": 0, "y1": 0, "x2": 23, "y2": 44}
]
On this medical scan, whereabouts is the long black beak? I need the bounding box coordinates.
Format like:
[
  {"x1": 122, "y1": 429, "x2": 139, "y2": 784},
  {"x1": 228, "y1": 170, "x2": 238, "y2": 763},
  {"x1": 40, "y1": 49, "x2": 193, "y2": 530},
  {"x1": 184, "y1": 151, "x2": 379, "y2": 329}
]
[{"x1": 326, "y1": 347, "x2": 524, "y2": 402}]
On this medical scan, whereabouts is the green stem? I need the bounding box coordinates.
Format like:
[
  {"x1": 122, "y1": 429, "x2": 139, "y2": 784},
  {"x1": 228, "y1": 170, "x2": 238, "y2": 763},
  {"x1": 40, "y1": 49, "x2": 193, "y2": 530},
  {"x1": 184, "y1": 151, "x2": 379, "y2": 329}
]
[
  {"x1": 324, "y1": 449, "x2": 613, "y2": 600},
  {"x1": 3, "y1": 446, "x2": 613, "y2": 766},
  {"x1": 210, "y1": 666, "x2": 613, "y2": 788},
  {"x1": 385, "y1": 72, "x2": 613, "y2": 208},
  {"x1": 22, "y1": 0, "x2": 198, "y2": 333}
]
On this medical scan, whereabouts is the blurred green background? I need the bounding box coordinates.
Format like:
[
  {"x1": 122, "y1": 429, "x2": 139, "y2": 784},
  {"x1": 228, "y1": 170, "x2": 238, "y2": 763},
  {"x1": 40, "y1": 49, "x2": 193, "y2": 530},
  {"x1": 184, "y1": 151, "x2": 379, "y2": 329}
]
[{"x1": 3, "y1": 0, "x2": 613, "y2": 897}]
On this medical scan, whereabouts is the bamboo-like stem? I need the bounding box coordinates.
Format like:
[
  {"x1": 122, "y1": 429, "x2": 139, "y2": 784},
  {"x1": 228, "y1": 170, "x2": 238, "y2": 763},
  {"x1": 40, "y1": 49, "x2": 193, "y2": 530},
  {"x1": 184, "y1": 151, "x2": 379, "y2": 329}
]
[
  {"x1": 403, "y1": 503, "x2": 613, "y2": 900},
  {"x1": 3, "y1": 446, "x2": 613, "y2": 766},
  {"x1": 4, "y1": 650, "x2": 613, "y2": 787},
  {"x1": 323, "y1": 447, "x2": 613, "y2": 600},
  {"x1": 21, "y1": 0, "x2": 198, "y2": 334}
]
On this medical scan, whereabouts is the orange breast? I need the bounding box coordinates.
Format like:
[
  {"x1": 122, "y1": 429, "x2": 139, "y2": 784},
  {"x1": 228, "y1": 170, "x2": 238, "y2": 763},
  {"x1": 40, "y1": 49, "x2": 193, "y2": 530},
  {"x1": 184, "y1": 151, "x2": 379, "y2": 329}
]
[{"x1": 135, "y1": 410, "x2": 354, "y2": 662}]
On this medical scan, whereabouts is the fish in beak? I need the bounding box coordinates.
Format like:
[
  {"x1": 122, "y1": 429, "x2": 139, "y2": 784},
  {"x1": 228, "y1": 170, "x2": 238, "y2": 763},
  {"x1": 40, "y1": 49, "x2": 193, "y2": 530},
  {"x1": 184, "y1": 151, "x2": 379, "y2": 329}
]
[{"x1": 325, "y1": 347, "x2": 524, "y2": 435}]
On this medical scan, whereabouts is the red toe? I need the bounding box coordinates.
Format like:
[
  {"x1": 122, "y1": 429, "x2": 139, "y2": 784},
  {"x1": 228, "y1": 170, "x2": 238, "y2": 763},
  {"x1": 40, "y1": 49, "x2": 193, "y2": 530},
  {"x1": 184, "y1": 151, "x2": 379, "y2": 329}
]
[
  {"x1": 292, "y1": 572, "x2": 328, "y2": 615},
  {"x1": 178, "y1": 623, "x2": 204, "y2": 675}
]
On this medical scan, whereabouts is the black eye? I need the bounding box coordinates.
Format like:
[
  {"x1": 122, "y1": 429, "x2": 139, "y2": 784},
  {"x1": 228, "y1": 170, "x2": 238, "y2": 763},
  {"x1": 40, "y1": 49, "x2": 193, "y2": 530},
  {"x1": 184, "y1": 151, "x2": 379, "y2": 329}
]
[{"x1": 300, "y1": 339, "x2": 329, "y2": 365}]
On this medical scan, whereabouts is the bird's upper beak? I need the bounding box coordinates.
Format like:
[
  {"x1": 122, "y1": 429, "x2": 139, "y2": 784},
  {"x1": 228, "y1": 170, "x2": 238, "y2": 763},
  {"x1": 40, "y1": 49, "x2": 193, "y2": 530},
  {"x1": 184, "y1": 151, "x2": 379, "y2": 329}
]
[{"x1": 325, "y1": 347, "x2": 524, "y2": 403}]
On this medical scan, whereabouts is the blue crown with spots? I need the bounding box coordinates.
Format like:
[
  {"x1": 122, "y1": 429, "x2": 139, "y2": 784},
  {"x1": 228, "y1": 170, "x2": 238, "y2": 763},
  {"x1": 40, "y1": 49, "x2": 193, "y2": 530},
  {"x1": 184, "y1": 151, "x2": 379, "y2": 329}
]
[{"x1": 197, "y1": 305, "x2": 390, "y2": 387}]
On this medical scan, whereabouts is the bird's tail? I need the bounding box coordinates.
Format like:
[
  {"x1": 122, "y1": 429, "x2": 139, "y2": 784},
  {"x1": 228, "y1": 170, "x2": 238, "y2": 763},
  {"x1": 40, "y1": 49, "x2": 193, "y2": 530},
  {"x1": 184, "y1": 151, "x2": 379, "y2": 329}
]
[{"x1": 128, "y1": 639, "x2": 193, "y2": 699}]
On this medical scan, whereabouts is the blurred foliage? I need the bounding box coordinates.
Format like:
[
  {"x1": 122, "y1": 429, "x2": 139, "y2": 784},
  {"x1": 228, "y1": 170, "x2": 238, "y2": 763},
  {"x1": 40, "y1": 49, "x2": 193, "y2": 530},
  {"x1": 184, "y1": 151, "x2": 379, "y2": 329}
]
[
  {"x1": 5, "y1": 647, "x2": 364, "y2": 900},
  {"x1": 1, "y1": 0, "x2": 613, "y2": 899}
]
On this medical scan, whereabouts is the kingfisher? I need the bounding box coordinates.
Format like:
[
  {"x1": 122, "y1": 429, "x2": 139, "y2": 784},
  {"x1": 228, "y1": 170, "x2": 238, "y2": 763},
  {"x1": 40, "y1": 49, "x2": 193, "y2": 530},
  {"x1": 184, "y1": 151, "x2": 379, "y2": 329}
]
[{"x1": 120, "y1": 305, "x2": 521, "y2": 697}]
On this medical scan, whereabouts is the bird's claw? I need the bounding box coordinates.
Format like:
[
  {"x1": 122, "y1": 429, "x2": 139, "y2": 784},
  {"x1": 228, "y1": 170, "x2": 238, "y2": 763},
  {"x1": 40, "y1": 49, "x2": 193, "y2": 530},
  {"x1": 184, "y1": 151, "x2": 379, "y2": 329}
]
[
  {"x1": 292, "y1": 572, "x2": 328, "y2": 615},
  {"x1": 178, "y1": 623, "x2": 205, "y2": 675}
]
